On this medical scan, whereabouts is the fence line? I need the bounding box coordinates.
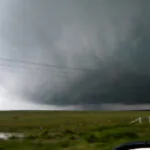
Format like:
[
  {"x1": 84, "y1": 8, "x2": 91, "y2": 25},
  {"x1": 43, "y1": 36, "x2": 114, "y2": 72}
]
[{"x1": 130, "y1": 116, "x2": 150, "y2": 124}]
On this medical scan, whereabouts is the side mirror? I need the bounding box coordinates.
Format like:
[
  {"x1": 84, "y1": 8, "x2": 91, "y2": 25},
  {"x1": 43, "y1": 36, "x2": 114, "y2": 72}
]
[{"x1": 114, "y1": 141, "x2": 150, "y2": 150}]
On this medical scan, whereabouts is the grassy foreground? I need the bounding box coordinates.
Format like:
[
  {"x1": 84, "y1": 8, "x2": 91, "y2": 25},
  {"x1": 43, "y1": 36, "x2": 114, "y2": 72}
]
[{"x1": 0, "y1": 111, "x2": 150, "y2": 150}]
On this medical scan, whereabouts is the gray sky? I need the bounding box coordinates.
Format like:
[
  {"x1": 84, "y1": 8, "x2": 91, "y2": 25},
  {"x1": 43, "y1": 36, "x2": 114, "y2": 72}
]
[{"x1": 0, "y1": 0, "x2": 149, "y2": 110}]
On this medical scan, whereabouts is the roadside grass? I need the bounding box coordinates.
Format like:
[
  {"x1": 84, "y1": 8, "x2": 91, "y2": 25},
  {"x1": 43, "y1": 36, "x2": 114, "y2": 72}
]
[{"x1": 0, "y1": 111, "x2": 149, "y2": 149}]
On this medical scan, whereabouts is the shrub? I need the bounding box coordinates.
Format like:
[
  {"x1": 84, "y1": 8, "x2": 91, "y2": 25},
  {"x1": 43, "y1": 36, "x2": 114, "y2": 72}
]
[
  {"x1": 25, "y1": 134, "x2": 38, "y2": 140},
  {"x1": 84, "y1": 133, "x2": 100, "y2": 143},
  {"x1": 99, "y1": 130, "x2": 138, "y2": 142},
  {"x1": 64, "y1": 129, "x2": 75, "y2": 135},
  {"x1": 68, "y1": 135, "x2": 79, "y2": 141}
]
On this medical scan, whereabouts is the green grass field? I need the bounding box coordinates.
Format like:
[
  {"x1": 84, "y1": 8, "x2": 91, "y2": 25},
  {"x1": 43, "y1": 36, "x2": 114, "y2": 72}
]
[{"x1": 0, "y1": 111, "x2": 150, "y2": 150}]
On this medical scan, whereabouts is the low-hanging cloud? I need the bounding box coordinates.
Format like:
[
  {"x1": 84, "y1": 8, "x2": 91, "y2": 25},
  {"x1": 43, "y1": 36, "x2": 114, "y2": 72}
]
[{"x1": 0, "y1": 0, "x2": 150, "y2": 110}]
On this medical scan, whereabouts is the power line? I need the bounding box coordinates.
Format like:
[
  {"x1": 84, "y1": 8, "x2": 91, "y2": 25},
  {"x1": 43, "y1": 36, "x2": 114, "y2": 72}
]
[
  {"x1": 0, "y1": 57, "x2": 95, "y2": 72},
  {"x1": 0, "y1": 63, "x2": 80, "y2": 75}
]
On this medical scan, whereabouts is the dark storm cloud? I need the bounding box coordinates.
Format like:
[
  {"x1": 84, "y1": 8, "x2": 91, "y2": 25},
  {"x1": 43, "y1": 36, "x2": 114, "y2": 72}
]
[{"x1": 0, "y1": 0, "x2": 150, "y2": 110}]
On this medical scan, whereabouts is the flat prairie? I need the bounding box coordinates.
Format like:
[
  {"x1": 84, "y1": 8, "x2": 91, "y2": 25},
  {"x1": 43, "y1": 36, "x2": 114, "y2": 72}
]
[{"x1": 0, "y1": 111, "x2": 149, "y2": 150}]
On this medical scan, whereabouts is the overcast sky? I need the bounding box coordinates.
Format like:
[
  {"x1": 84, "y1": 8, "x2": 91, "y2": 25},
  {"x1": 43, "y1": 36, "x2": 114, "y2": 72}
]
[{"x1": 0, "y1": 0, "x2": 149, "y2": 110}]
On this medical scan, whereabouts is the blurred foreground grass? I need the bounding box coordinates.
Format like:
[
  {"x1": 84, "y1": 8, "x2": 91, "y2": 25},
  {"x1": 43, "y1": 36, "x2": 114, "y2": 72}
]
[{"x1": 0, "y1": 111, "x2": 150, "y2": 150}]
